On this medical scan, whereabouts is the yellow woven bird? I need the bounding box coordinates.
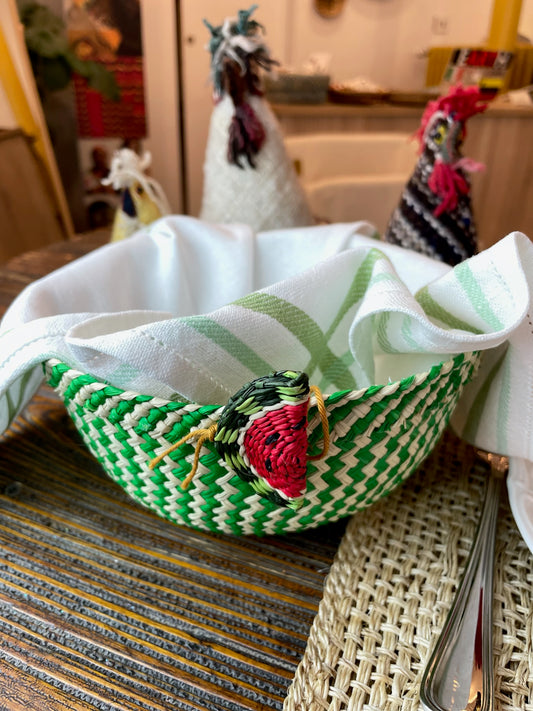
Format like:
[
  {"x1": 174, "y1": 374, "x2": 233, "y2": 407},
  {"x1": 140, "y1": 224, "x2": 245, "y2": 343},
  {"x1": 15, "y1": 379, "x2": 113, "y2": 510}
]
[{"x1": 102, "y1": 148, "x2": 170, "y2": 242}]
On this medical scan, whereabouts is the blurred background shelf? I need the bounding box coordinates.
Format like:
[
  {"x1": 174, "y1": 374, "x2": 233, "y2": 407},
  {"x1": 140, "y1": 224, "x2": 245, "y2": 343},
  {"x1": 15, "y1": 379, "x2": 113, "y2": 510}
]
[{"x1": 273, "y1": 99, "x2": 533, "y2": 251}]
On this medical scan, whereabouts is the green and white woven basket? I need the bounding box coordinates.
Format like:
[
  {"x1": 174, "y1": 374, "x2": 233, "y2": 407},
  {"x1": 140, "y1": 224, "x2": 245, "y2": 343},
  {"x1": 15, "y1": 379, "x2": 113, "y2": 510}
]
[{"x1": 45, "y1": 351, "x2": 480, "y2": 537}]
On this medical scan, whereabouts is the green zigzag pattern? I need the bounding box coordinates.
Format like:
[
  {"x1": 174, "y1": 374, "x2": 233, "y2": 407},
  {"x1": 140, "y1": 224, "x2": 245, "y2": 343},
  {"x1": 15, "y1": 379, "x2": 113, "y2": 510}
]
[{"x1": 45, "y1": 350, "x2": 480, "y2": 536}]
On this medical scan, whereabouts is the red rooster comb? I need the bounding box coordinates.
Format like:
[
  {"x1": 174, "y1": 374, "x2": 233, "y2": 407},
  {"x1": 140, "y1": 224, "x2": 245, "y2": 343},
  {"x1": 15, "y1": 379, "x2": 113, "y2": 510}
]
[{"x1": 415, "y1": 84, "x2": 489, "y2": 149}]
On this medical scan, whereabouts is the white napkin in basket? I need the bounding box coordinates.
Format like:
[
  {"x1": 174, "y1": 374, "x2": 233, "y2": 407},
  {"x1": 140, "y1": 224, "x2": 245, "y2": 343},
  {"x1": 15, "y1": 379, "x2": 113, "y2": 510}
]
[{"x1": 0, "y1": 216, "x2": 532, "y2": 466}]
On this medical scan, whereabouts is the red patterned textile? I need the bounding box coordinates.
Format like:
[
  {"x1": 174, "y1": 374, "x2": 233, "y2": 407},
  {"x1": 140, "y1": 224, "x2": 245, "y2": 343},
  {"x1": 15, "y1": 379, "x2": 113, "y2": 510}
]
[{"x1": 73, "y1": 56, "x2": 146, "y2": 139}]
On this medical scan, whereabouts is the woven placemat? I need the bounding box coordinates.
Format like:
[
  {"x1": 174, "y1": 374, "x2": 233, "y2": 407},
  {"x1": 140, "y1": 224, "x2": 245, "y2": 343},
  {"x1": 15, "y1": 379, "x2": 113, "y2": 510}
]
[{"x1": 284, "y1": 430, "x2": 533, "y2": 711}]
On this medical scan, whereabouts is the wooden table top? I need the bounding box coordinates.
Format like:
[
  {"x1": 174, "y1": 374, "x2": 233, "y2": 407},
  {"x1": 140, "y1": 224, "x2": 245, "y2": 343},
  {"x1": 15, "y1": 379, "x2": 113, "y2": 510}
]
[{"x1": 0, "y1": 233, "x2": 347, "y2": 710}]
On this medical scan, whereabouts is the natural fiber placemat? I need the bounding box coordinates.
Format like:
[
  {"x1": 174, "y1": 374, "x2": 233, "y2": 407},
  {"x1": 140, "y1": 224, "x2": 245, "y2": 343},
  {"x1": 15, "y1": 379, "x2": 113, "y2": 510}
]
[{"x1": 284, "y1": 430, "x2": 533, "y2": 711}]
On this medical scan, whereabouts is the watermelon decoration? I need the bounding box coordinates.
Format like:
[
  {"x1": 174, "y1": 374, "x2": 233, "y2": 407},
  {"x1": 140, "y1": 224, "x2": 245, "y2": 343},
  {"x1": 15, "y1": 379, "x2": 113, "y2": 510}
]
[{"x1": 213, "y1": 370, "x2": 311, "y2": 509}]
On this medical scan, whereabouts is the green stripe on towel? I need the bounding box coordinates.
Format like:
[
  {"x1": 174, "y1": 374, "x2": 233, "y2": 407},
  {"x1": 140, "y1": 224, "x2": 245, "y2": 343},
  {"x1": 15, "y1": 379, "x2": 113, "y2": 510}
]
[{"x1": 182, "y1": 316, "x2": 273, "y2": 377}]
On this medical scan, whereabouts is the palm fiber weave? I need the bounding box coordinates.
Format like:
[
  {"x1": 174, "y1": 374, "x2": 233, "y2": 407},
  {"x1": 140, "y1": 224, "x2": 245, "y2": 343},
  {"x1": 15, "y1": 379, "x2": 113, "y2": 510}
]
[
  {"x1": 283, "y1": 430, "x2": 533, "y2": 711},
  {"x1": 44, "y1": 352, "x2": 479, "y2": 537}
]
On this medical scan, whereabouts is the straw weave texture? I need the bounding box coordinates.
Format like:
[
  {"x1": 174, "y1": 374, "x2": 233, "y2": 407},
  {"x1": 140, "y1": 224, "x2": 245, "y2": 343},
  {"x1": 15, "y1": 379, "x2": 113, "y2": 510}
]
[
  {"x1": 284, "y1": 430, "x2": 533, "y2": 711},
  {"x1": 200, "y1": 95, "x2": 314, "y2": 232},
  {"x1": 44, "y1": 353, "x2": 478, "y2": 536}
]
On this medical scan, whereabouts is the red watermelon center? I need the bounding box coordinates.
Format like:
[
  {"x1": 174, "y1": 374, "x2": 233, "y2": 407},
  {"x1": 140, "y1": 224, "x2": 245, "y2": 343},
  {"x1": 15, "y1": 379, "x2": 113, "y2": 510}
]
[{"x1": 243, "y1": 401, "x2": 309, "y2": 498}]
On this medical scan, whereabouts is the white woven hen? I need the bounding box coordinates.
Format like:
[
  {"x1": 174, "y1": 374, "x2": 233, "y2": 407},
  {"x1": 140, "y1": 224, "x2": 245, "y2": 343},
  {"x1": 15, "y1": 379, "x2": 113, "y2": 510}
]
[{"x1": 199, "y1": 6, "x2": 313, "y2": 231}]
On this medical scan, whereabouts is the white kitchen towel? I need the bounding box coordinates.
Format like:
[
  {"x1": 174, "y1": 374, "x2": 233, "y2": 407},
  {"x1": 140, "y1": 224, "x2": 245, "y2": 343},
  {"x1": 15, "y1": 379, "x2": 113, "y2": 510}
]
[{"x1": 0, "y1": 215, "x2": 531, "y2": 463}]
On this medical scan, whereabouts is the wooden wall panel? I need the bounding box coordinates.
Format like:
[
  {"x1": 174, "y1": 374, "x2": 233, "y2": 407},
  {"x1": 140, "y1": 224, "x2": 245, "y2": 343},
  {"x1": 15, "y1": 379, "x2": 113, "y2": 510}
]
[{"x1": 0, "y1": 129, "x2": 67, "y2": 264}]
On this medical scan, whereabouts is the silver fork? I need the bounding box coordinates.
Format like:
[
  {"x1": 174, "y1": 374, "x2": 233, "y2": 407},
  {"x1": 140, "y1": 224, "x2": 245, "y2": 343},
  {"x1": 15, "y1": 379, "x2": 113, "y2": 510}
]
[{"x1": 420, "y1": 450, "x2": 509, "y2": 711}]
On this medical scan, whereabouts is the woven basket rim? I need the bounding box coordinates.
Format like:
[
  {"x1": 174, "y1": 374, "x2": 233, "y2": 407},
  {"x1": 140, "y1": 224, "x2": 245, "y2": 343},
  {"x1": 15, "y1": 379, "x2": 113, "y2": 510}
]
[{"x1": 44, "y1": 352, "x2": 477, "y2": 408}]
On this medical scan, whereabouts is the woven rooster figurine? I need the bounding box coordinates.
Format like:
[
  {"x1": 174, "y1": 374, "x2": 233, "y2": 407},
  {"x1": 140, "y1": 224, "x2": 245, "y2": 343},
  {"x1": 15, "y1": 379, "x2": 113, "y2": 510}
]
[
  {"x1": 384, "y1": 85, "x2": 488, "y2": 265},
  {"x1": 102, "y1": 148, "x2": 170, "y2": 242},
  {"x1": 199, "y1": 5, "x2": 313, "y2": 231}
]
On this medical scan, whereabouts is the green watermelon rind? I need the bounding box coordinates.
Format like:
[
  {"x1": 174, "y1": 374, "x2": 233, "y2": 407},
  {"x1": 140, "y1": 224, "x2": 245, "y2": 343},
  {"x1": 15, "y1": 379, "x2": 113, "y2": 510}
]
[{"x1": 213, "y1": 370, "x2": 310, "y2": 508}]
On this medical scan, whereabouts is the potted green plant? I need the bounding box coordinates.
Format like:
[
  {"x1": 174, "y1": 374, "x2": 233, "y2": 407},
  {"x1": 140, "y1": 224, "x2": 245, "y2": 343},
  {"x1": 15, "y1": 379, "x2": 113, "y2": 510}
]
[{"x1": 17, "y1": 1, "x2": 119, "y2": 100}]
